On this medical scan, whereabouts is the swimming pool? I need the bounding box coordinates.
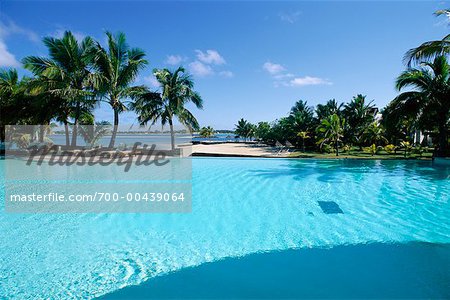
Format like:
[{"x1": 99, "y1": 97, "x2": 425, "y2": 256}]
[{"x1": 0, "y1": 158, "x2": 449, "y2": 298}]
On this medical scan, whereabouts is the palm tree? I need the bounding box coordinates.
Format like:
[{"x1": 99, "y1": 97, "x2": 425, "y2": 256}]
[
  {"x1": 91, "y1": 31, "x2": 148, "y2": 148},
  {"x1": 297, "y1": 131, "x2": 310, "y2": 152},
  {"x1": 288, "y1": 100, "x2": 315, "y2": 146},
  {"x1": 235, "y1": 118, "x2": 254, "y2": 141},
  {"x1": 316, "y1": 99, "x2": 343, "y2": 121},
  {"x1": 199, "y1": 126, "x2": 215, "y2": 138},
  {"x1": 0, "y1": 69, "x2": 45, "y2": 144},
  {"x1": 131, "y1": 67, "x2": 203, "y2": 150},
  {"x1": 255, "y1": 121, "x2": 271, "y2": 142},
  {"x1": 343, "y1": 94, "x2": 376, "y2": 148},
  {"x1": 362, "y1": 122, "x2": 388, "y2": 146},
  {"x1": 316, "y1": 114, "x2": 345, "y2": 156},
  {"x1": 392, "y1": 55, "x2": 450, "y2": 155},
  {"x1": 23, "y1": 31, "x2": 96, "y2": 147},
  {"x1": 404, "y1": 9, "x2": 450, "y2": 66},
  {"x1": 289, "y1": 100, "x2": 315, "y2": 128},
  {"x1": 0, "y1": 69, "x2": 21, "y2": 144},
  {"x1": 77, "y1": 112, "x2": 111, "y2": 148}
]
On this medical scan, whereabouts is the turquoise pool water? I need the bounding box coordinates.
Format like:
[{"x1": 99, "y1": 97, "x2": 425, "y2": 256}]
[{"x1": 0, "y1": 158, "x2": 449, "y2": 298}]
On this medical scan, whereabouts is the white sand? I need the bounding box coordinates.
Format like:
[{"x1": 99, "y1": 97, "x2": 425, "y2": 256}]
[{"x1": 189, "y1": 143, "x2": 287, "y2": 157}]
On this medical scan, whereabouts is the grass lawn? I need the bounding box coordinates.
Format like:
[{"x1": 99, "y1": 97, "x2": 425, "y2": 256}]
[{"x1": 288, "y1": 149, "x2": 434, "y2": 160}]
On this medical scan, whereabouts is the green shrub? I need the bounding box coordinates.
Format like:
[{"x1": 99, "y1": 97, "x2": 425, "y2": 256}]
[
  {"x1": 384, "y1": 144, "x2": 396, "y2": 154},
  {"x1": 412, "y1": 146, "x2": 424, "y2": 157},
  {"x1": 342, "y1": 144, "x2": 351, "y2": 153},
  {"x1": 322, "y1": 144, "x2": 332, "y2": 153},
  {"x1": 364, "y1": 144, "x2": 379, "y2": 156}
]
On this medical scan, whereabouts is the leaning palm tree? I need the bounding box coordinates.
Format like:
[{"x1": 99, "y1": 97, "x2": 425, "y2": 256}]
[
  {"x1": 392, "y1": 55, "x2": 450, "y2": 155},
  {"x1": 404, "y1": 9, "x2": 450, "y2": 66},
  {"x1": 91, "y1": 31, "x2": 148, "y2": 148},
  {"x1": 316, "y1": 114, "x2": 345, "y2": 156},
  {"x1": 131, "y1": 67, "x2": 203, "y2": 150},
  {"x1": 23, "y1": 31, "x2": 96, "y2": 146}
]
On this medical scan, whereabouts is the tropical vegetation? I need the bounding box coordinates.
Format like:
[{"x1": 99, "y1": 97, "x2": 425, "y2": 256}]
[
  {"x1": 130, "y1": 67, "x2": 203, "y2": 150},
  {"x1": 1, "y1": 31, "x2": 203, "y2": 150},
  {"x1": 199, "y1": 126, "x2": 215, "y2": 138},
  {"x1": 1, "y1": 8, "x2": 449, "y2": 158},
  {"x1": 231, "y1": 9, "x2": 449, "y2": 157}
]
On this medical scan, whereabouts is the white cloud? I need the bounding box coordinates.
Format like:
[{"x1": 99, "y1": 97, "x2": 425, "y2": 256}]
[
  {"x1": 165, "y1": 55, "x2": 185, "y2": 65},
  {"x1": 0, "y1": 20, "x2": 39, "y2": 42},
  {"x1": 189, "y1": 61, "x2": 213, "y2": 77},
  {"x1": 273, "y1": 72, "x2": 294, "y2": 80},
  {"x1": 143, "y1": 75, "x2": 160, "y2": 88},
  {"x1": 195, "y1": 49, "x2": 225, "y2": 65},
  {"x1": 289, "y1": 76, "x2": 332, "y2": 86},
  {"x1": 279, "y1": 11, "x2": 302, "y2": 24},
  {"x1": 0, "y1": 42, "x2": 19, "y2": 67},
  {"x1": 163, "y1": 49, "x2": 231, "y2": 78},
  {"x1": 219, "y1": 70, "x2": 234, "y2": 78},
  {"x1": 263, "y1": 60, "x2": 331, "y2": 87},
  {"x1": 263, "y1": 62, "x2": 286, "y2": 75},
  {"x1": 53, "y1": 29, "x2": 86, "y2": 41},
  {"x1": 0, "y1": 20, "x2": 39, "y2": 67}
]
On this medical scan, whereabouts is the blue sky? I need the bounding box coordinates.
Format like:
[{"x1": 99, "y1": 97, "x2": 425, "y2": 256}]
[{"x1": 1, "y1": 1, "x2": 449, "y2": 129}]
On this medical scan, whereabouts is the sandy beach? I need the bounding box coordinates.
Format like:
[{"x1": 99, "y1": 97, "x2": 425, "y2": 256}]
[{"x1": 190, "y1": 143, "x2": 286, "y2": 157}]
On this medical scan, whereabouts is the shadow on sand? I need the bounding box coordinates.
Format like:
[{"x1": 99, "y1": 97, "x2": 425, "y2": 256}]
[{"x1": 102, "y1": 242, "x2": 450, "y2": 299}]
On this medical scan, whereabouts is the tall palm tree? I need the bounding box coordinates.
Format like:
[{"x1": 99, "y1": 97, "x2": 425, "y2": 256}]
[
  {"x1": 343, "y1": 94, "x2": 376, "y2": 148},
  {"x1": 392, "y1": 55, "x2": 450, "y2": 155},
  {"x1": 316, "y1": 99, "x2": 343, "y2": 121},
  {"x1": 288, "y1": 100, "x2": 315, "y2": 131},
  {"x1": 131, "y1": 67, "x2": 203, "y2": 150},
  {"x1": 316, "y1": 114, "x2": 345, "y2": 156},
  {"x1": 0, "y1": 69, "x2": 21, "y2": 143},
  {"x1": 91, "y1": 31, "x2": 148, "y2": 148},
  {"x1": 23, "y1": 31, "x2": 96, "y2": 147},
  {"x1": 297, "y1": 131, "x2": 310, "y2": 152},
  {"x1": 404, "y1": 9, "x2": 450, "y2": 66},
  {"x1": 235, "y1": 118, "x2": 256, "y2": 141},
  {"x1": 287, "y1": 100, "x2": 315, "y2": 146}
]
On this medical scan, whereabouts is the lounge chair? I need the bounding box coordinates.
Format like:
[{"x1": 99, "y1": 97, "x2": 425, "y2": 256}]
[{"x1": 275, "y1": 141, "x2": 286, "y2": 155}]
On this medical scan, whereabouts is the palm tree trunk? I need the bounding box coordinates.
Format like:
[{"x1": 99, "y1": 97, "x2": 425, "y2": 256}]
[
  {"x1": 437, "y1": 117, "x2": 448, "y2": 157},
  {"x1": 302, "y1": 138, "x2": 305, "y2": 152},
  {"x1": 71, "y1": 120, "x2": 78, "y2": 147},
  {"x1": 335, "y1": 138, "x2": 339, "y2": 156},
  {"x1": 71, "y1": 103, "x2": 81, "y2": 147},
  {"x1": 39, "y1": 125, "x2": 45, "y2": 143},
  {"x1": 1, "y1": 125, "x2": 5, "y2": 144},
  {"x1": 108, "y1": 108, "x2": 119, "y2": 149},
  {"x1": 169, "y1": 118, "x2": 175, "y2": 151},
  {"x1": 64, "y1": 121, "x2": 70, "y2": 146}
]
